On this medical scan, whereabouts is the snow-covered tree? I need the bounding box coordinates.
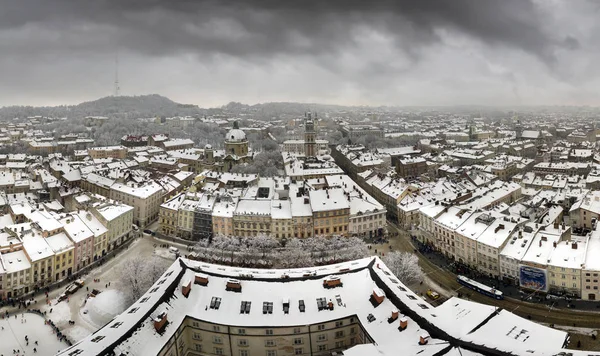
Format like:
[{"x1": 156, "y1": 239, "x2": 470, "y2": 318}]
[
  {"x1": 118, "y1": 255, "x2": 171, "y2": 303},
  {"x1": 247, "y1": 234, "x2": 279, "y2": 258},
  {"x1": 382, "y1": 251, "x2": 423, "y2": 286},
  {"x1": 340, "y1": 236, "x2": 369, "y2": 260},
  {"x1": 275, "y1": 238, "x2": 314, "y2": 268}
]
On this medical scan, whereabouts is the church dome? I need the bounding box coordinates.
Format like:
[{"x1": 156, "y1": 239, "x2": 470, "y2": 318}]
[
  {"x1": 226, "y1": 121, "x2": 247, "y2": 142},
  {"x1": 226, "y1": 129, "x2": 247, "y2": 142}
]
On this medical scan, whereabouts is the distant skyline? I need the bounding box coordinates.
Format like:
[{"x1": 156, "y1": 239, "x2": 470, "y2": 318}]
[{"x1": 0, "y1": 0, "x2": 597, "y2": 107}]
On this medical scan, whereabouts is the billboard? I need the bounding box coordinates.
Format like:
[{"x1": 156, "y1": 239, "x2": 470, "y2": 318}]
[{"x1": 519, "y1": 265, "x2": 548, "y2": 292}]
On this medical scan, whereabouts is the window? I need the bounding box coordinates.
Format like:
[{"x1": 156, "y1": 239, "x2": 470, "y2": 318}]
[
  {"x1": 215, "y1": 347, "x2": 224, "y2": 355},
  {"x1": 335, "y1": 321, "x2": 343, "y2": 327},
  {"x1": 318, "y1": 345, "x2": 327, "y2": 351},
  {"x1": 240, "y1": 351, "x2": 249, "y2": 356},
  {"x1": 265, "y1": 329, "x2": 273, "y2": 335},
  {"x1": 193, "y1": 332, "x2": 201, "y2": 340},
  {"x1": 295, "y1": 348, "x2": 303, "y2": 355},
  {"x1": 317, "y1": 324, "x2": 325, "y2": 331},
  {"x1": 293, "y1": 327, "x2": 301, "y2": 334},
  {"x1": 238, "y1": 339, "x2": 248, "y2": 347},
  {"x1": 266, "y1": 351, "x2": 277, "y2": 356},
  {"x1": 213, "y1": 336, "x2": 222, "y2": 344},
  {"x1": 213, "y1": 325, "x2": 220, "y2": 332},
  {"x1": 317, "y1": 334, "x2": 327, "y2": 342},
  {"x1": 335, "y1": 331, "x2": 345, "y2": 338},
  {"x1": 350, "y1": 327, "x2": 356, "y2": 334},
  {"x1": 195, "y1": 344, "x2": 202, "y2": 352},
  {"x1": 294, "y1": 338, "x2": 303, "y2": 345},
  {"x1": 238, "y1": 328, "x2": 246, "y2": 335},
  {"x1": 265, "y1": 340, "x2": 276, "y2": 347},
  {"x1": 335, "y1": 341, "x2": 345, "y2": 348}
]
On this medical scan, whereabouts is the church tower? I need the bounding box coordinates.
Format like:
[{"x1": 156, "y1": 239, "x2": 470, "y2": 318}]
[{"x1": 304, "y1": 112, "x2": 317, "y2": 157}]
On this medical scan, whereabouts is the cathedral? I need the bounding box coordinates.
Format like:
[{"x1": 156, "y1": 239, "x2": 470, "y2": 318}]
[{"x1": 201, "y1": 121, "x2": 253, "y2": 172}]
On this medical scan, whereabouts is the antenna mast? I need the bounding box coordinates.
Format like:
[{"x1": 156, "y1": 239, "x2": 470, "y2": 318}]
[{"x1": 114, "y1": 52, "x2": 120, "y2": 96}]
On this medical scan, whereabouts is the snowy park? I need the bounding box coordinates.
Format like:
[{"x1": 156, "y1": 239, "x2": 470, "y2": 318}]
[{"x1": 0, "y1": 313, "x2": 68, "y2": 356}]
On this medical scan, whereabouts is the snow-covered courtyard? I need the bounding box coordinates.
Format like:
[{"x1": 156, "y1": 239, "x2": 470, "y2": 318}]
[{"x1": 0, "y1": 313, "x2": 68, "y2": 356}]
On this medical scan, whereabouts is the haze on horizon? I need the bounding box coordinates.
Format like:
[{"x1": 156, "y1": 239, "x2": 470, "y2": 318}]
[{"x1": 0, "y1": 0, "x2": 596, "y2": 108}]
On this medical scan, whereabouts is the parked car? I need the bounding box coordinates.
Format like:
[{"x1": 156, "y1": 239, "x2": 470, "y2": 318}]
[
  {"x1": 74, "y1": 279, "x2": 85, "y2": 287},
  {"x1": 65, "y1": 283, "x2": 80, "y2": 295},
  {"x1": 143, "y1": 229, "x2": 153, "y2": 235}
]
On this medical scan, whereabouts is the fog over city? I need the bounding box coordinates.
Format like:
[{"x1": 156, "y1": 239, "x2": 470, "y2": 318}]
[{"x1": 0, "y1": 0, "x2": 596, "y2": 107}]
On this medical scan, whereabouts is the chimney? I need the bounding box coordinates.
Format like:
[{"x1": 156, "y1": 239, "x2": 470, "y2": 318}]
[
  {"x1": 390, "y1": 310, "x2": 399, "y2": 321},
  {"x1": 572, "y1": 242, "x2": 578, "y2": 250},
  {"x1": 553, "y1": 242, "x2": 557, "y2": 248},
  {"x1": 153, "y1": 311, "x2": 168, "y2": 333},
  {"x1": 371, "y1": 288, "x2": 385, "y2": 306},
  {"x1": 182, "y1": 279, "x2": 192, "y2": 298},
  {"x1": 399, "y1": 317, "x2": 408, "y2": 331},
  {"x1": 419, "y1": 332, "x2": 430, "y2": 345}
]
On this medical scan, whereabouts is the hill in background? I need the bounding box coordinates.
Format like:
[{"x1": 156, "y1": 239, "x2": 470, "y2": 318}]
[{"x1": 0, "y1": 94, "x2": 204, "y2": 120}]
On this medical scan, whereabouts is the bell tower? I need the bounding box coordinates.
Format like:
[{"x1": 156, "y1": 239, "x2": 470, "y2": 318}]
[{"x1": 304, "y1": 112, "x2": 317, "y2": 157}]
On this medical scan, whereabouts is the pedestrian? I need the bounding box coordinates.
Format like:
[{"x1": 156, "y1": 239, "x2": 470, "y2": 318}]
[{"x1": 108, "y1": 282, "x2": 111, "y2": 287}]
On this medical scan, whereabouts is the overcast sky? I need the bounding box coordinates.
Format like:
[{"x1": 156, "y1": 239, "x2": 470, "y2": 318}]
[{"x1": 0, "y1": 0, "x2": 597, "y2": 107}]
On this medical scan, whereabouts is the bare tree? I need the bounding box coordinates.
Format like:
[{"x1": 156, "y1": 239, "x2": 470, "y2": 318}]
[{"x1": 382, "y1": 251, "x2": 423, "y2": 286}]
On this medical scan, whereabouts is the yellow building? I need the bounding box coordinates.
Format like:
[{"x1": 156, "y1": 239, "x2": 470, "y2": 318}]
[
  {"x1": 45, "y1": 232, "x2": 74, "y2": 281},
  {"x1": 309, "y1": 189, "x2": 350, "y2": 237},
  {"x1": 87, "y1": 145, "x2": 128, "y2": 159}
]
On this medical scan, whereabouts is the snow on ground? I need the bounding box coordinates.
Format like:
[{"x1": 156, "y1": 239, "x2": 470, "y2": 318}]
[
  {"x1": 0, "y1": 313, "x2": 68, "y2": 356},
  {"x1": 153, "y1": 247, "x2": 178, "y2": 260},
  {"x1": 81, "y1": 289, "x2": 127, "y2": 328},
  {"x1": 40, "y1": 299, "x2": 71, "y2": 326}
]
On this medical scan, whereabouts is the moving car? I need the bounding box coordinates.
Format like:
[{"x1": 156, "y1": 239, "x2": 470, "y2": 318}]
[{"x1": 426, "y1": 289, "x2": 440, "y2": 300}]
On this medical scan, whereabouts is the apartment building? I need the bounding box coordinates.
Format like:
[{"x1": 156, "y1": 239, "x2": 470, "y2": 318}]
[
  {"x1": 310, "y1": 189, "x2": 350, "y2": 237},
  {"x1": 110, "y1": 180, "x2": 165, "y2": 227},
  {"x1": 91, "y1": 202, "x2": 134, "y2": 249},
  {"x1": 61, "y1": 257, "x2": 574, "y2": 356}
]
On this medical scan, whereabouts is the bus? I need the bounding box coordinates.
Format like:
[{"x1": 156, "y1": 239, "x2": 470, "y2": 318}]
[{"x1": 457, "y1": 275, "x2": 504, "y2": 300}]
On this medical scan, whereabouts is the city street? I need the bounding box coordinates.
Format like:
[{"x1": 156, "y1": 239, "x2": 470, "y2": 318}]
[{"x1": 383, "y1": 222, "x2": 600, "y2": 350}]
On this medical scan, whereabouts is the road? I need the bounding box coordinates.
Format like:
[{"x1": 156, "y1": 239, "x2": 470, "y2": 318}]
[{"x1": 384, "y1": 222, "x2": 600, "y2": 330}]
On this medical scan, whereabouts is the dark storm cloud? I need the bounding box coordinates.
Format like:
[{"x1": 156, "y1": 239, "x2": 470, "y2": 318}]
[
  {"x1": 0, "y1": 0, "x2": 574, "y2": 64},
  {"x1": 0, "y1": 0, "x2": 592, "y2": 107}
]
